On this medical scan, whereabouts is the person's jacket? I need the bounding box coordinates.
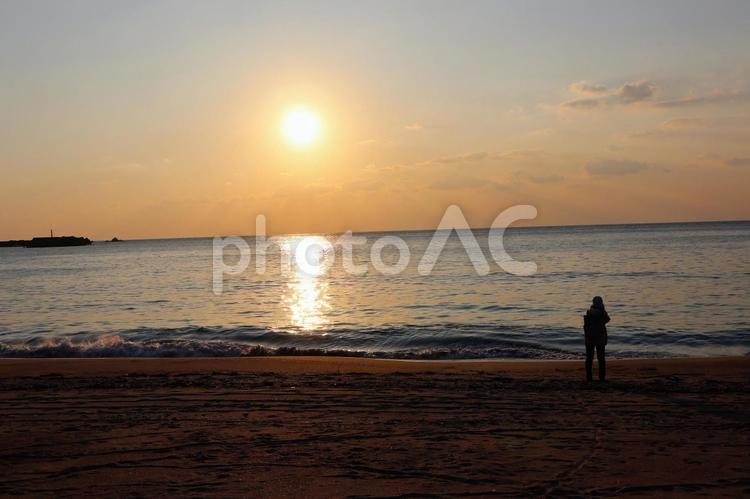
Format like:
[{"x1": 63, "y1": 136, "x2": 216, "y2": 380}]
[{"x1": 583, "y1": 306, "x2": 610, "y2": 346}]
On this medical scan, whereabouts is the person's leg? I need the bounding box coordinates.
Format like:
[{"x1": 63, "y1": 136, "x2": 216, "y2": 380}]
[
  {"x1": 597, "y1": 344, "x2": 606, "y2": 381},
  {"x1": 585, "y1": 344, "x2": 594, "y2": 381}
]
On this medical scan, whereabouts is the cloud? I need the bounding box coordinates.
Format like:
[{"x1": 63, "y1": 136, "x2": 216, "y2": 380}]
[
  {"x1": 560, "y1": 98, "x2": 604, "y2": 110},
  {"x1": 654, "y1": 96, "x2": 703, "y2": 108},
  {"x1": 661, "y1": 118, "x2": 707, "y2": 129},
  {"x1": 617, "y1": 80, "x2": 656, "y2": 104},
  {"x1": 725, "y1": 157, "x2": 750, "y2": 167},
  {"x1": 569, "y1": 81, "x2": 609, "y2": 95},
  {"x1": 558, "y1": 78, "x2": 750, "y2": 112},
  {"x1": 621, "y1": 117, "x2": 711, "y2": 140},
  {"x1": 558, "y1": 79, "x2": 655, "y2": 110},
  {"x1": 653, "y1": 90, "x2": 750, "y2": 108},
  {"x1": 586, "y1": 159, "x2": 650, "y2": 176},
  {"x1": 404, "y1": 123, "x2": 423, "y2": 131}
]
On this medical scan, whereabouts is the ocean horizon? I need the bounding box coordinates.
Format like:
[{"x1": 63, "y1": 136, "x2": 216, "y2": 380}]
[{"x1": 70, "y1": 218, "x2": 750, "y2": 242}]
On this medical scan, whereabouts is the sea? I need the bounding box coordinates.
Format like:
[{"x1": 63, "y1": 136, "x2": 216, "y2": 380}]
[{"x1": 1, "y1": 221, "x2": 748, "y2": 359}]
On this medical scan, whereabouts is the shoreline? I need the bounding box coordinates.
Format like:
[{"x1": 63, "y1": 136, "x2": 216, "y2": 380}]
[{"x1": 2, "y1": 355, "x2": 748, "y2": 377}]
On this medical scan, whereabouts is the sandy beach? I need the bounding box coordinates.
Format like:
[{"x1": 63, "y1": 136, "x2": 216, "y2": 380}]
[{"x1": 1, "y1": 356, "x2": 749, "y2": 497}]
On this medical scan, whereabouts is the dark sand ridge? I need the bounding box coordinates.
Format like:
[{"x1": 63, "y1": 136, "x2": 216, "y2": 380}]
[{"x1": 1, "y1": 357, "x2": 749, "y2": 497}]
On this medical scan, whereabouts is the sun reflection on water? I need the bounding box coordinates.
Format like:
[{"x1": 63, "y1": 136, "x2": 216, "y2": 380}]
[
  {"x1": 281, "y1": 236, "x2": 332, "y2": 331},
  {"x1": 286, "y1": 271, "x2": 330, "y2": 330}
]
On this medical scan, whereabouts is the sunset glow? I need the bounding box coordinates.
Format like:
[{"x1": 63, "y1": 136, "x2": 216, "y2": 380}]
[{"x1": 0, "y1": 1, "x2": 748, "y2": 241}]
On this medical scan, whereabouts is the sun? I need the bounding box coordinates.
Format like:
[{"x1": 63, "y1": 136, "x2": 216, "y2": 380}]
[{"x1": 282, "y1": 106, "x2": 321, "y2": 147}]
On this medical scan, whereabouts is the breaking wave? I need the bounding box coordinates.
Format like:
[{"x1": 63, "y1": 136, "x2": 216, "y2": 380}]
[{"x1": 1, "y1": 324, "x2": 747, "y2": 359}]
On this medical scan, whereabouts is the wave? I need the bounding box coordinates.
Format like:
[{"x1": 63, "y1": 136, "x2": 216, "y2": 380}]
[
  {"x1": 0, "y1": 334, "x2": 581, "y2": 360},
  {"x1": 0, "y1": 323, "x2": 750, "y2": 359},
  {"x1": 1, "y1": 324, "x2": 748, "y2": 359}
]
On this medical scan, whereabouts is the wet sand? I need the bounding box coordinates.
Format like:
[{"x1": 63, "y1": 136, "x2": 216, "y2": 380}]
[{"x1": 1, "y1": 356, "x2": 749, "y2": 497}]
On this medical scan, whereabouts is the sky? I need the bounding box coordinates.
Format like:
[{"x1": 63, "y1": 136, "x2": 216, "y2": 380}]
[{"x1": 1, "y1": 0, "x2": 749, "y2": 240}]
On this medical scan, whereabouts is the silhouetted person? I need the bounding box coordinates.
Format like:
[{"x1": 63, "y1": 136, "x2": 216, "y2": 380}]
[{"x1": 583, "y1": 296, "x2": 610, "y2": 381}]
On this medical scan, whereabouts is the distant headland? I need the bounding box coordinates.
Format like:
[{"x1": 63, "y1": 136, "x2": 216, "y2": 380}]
[{"x1": 0, "y1": 233, "x2": 93, "y2": 248}]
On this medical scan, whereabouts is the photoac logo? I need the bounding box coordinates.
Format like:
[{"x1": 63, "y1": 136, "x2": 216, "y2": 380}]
[{"x1": 213, "y1": 204, "x2": 537, "y2": 295}]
